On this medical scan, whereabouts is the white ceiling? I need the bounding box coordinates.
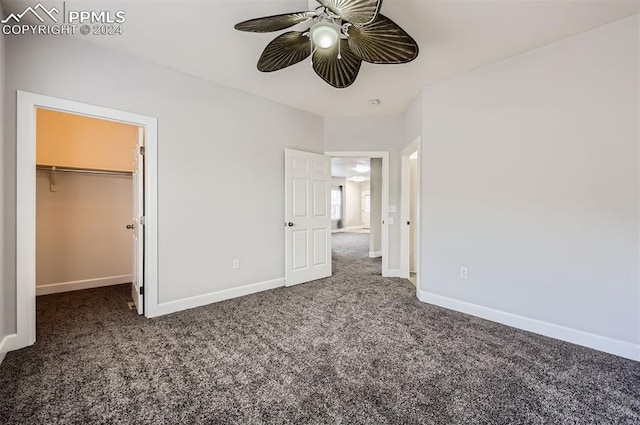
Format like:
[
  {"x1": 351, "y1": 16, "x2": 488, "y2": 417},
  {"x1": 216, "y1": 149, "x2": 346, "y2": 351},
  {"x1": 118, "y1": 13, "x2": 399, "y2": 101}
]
[
  {"x1": 331, "y1": 157, "x2": 371, "y2": 179},
  {"x1": 3, "y1": 0, "x2": 639, "y2": 117}
]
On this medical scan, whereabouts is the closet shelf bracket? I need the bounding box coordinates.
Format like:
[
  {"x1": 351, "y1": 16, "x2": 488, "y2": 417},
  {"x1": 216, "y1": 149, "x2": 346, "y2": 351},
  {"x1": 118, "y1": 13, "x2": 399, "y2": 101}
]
[{"x1": 49, "y1": 166, "x2": 58, "y2": 192}]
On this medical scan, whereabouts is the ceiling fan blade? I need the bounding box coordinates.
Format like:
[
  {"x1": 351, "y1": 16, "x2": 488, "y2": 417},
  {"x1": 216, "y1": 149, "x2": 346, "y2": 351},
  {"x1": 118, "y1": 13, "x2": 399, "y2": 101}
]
[
  {"x1": 347, "y1": 14, "x2": 418, "y2": 64},
  {"x1": 258, "y1": 32, "x2": 311, "y2": 72},
  {"x1": 313, "y1": 40, "x2": 362, "y2": 88},
  {"x1": 317, "y1": 0, "x2": 381, "y2": 25},
  {"x1": 235, "y1": 12, "x2": 316, "y2": 33}
]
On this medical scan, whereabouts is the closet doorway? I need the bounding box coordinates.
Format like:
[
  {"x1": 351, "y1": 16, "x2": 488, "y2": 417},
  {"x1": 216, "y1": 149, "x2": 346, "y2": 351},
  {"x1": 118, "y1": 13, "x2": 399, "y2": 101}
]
[
  {"x1": 12, "y1": 91, "x2": 160, "y2": 350},
  {"x1": 35, "y1": 109, "x2": 143, "y2": 310}
]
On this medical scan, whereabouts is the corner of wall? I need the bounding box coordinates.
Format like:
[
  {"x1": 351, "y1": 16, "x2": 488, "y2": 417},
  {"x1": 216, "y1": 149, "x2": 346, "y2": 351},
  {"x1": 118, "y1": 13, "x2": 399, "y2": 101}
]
[
  {"x1": 415, "y1": 16, "x2": 640, "y2": 360},
  {"x1": 417, "y1": 289, "x2": 640, "y2": 362},
  {"x1": 401, "y1": 90, "x2": 423, "y2": 148}
]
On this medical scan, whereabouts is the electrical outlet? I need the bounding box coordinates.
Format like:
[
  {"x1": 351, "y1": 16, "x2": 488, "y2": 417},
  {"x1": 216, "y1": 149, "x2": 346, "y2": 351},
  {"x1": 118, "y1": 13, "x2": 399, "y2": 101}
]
[
  {"x1": 460, "y1": 267, "x2": 468, "y2": 279},
  {"x1": 233, "y1": 259, "x2": 240, "y2": 270},
  {"x1": 389, "y1": 205, "x2": 397, "y2": 213}
]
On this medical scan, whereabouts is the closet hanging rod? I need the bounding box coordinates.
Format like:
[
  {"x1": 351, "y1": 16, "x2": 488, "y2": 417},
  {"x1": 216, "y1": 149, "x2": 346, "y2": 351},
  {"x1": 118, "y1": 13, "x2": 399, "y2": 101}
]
[{"x1": 36, "y1": 165, "x2": 133, "y2": 177}]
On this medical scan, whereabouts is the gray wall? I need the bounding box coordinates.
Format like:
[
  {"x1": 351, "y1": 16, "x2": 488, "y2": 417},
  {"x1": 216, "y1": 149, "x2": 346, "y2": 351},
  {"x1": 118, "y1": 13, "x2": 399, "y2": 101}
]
[
  {"x1": 324, "y1": 116, "x2": 405, "y2": 270},
  {"x1": 402, "y1": 94, "x2": 422, "y2": 147},
  {"x1": 4, "y1": 35, "x2": 324, "y2": 332},
  {"x1": 418, "y1": 15, "x2": 639, "y2": 345}
]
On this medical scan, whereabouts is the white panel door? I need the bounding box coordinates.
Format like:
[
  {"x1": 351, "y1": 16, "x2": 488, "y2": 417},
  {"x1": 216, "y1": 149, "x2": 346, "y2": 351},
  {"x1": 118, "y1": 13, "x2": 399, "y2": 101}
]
[
  {"x1": 285, "y1": 149, "x2": 332, "y2": 286},
  {"x1": 130, "y1": 128, "x2": 144, "y2": 314},
  {"x1": 362, "y1": 191, "x2": 371, "y2": 229}
]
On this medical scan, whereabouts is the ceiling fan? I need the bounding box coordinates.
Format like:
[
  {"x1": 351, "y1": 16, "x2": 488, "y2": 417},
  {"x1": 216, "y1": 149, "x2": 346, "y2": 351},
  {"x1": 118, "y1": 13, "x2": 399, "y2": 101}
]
[{"x1": 234, "y1": 0, "x2": 419, "y2": 89}]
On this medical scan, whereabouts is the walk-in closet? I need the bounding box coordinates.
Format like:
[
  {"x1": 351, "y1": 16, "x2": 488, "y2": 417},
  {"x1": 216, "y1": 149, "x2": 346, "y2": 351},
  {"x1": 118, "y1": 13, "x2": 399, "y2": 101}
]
[{"x1": 36, "y1": 108, "x2": 140, "y2": 298}]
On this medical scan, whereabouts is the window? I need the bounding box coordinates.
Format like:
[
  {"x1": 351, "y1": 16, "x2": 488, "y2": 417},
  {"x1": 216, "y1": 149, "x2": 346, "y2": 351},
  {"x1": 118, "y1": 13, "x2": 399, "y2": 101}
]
[{"x1": 331, "y1": 188, "x2": 342, "y2": 220}]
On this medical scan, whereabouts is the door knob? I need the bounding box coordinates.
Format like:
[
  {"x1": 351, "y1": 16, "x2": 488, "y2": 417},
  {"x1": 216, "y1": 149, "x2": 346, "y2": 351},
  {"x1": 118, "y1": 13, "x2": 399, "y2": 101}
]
[
  {"x1": 126, "y1": 224, "x2": 135, "y2": 230},
  {"x1": 287, "y1": 222, "x2": 294, "y2": 227}
]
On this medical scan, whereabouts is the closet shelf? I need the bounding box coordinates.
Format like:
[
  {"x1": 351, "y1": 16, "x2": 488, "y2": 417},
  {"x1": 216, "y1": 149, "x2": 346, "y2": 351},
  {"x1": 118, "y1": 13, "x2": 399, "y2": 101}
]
[{"x1": 36, "y1": 165, "x2": 133, "y2": 177}]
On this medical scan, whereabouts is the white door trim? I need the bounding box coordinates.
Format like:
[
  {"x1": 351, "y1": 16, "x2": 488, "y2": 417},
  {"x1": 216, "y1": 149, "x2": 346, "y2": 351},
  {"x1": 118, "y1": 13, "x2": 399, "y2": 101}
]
[
  {"x1": 12, "y1": 91, "x2": 159, "y2": 351},
  {"x1": 401, "y1": 138, "x2": 421, "y2": 296},
  {"x1": 325, "y1": 151, "x2": 390, "y2": 277}
]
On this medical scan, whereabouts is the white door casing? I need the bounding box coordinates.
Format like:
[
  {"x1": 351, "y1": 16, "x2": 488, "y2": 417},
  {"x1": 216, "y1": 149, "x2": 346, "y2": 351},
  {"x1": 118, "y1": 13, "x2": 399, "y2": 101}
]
[
  {"x1": 13, "y1": 91, "x2": 159, "y2": 353},
  {"x1": 131, "y1": 128, "x2": 145, "y2": 315},
  {"x1": 401, "y1": 138, "x2": 421, "y2": 289},
  {"x1": 285, "y1": 149, "x2": 332, "y2": 286}
]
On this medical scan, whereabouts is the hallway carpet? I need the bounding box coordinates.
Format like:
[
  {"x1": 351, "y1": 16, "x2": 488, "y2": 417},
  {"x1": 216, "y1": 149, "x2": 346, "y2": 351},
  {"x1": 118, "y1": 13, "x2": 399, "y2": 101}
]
[{"x1": 0, "y1": 232, "x2": 638, "y2": 424}]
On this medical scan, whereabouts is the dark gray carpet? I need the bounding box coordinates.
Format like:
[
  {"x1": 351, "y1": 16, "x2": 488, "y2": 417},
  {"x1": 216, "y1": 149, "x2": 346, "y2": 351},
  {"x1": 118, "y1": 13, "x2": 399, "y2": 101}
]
[{"x1": 1, "y1": 232, "x2": 638, "y2": 424}]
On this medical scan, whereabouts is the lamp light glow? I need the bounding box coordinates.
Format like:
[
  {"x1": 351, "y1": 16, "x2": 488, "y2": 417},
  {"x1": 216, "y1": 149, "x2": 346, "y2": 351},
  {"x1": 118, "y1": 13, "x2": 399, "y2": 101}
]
[{"x1": 310, "y1": 22, "x2": 340, "y2": 49}]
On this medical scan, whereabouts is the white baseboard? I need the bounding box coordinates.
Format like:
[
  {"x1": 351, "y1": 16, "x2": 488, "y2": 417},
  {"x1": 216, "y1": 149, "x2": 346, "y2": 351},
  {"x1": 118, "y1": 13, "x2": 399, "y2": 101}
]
[
  {"x1": 418, "y1": 290, "x2": 640, "y2": 362},
  {"x1": 0, "y1": 333, "x2": 18, "y2": 363},
  {"x1": 384, "y1": 269, "x2": 405, "y2": 278},
  {"x1": 150, "y1": 278, "x2": 285, "y2": 317},
  {"x1": 36, "y1": 275, "x2": 133, "y2": 296},
  {"x1": 369, "y1": 251, "x2": 382, "y2": 258},
  {"x1": 333, "y1": 227, "x2": 367, "y2": 234},
  {"x1": 0, "y1": 335, "x2": 8, "y2": 365}
]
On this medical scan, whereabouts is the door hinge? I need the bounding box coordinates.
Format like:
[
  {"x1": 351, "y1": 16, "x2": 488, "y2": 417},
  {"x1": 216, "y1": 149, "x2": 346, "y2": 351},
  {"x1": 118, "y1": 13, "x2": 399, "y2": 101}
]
[
  {"x1": 139, "y1": 146, "x2": 145, "y2": 155},
  {"x1": 140, "y1": 286, "x2": 144, "y2": 296},
  {"x1": 140, "y1": 216, "x2": 146, "y2": 225}
]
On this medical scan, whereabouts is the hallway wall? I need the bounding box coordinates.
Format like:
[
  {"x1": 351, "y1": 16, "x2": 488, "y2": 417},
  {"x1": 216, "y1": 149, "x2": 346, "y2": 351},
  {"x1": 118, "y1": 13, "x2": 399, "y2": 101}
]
[
  {"x1": 369, "y1": 159, "x2": 382, "y2": 256},
  {"x1": 344, "y1": 180, "x2": 362, "y2": 229}
]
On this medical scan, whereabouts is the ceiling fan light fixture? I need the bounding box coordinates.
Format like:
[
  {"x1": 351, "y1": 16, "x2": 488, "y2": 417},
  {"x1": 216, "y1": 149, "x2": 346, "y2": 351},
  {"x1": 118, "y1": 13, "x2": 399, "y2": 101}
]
[
  {"x1": 310, "y1": 22, "x2": 340, "y2": 49},
  {"x1": 235, "y1": 0, "x2": 419, "y2": 88}
]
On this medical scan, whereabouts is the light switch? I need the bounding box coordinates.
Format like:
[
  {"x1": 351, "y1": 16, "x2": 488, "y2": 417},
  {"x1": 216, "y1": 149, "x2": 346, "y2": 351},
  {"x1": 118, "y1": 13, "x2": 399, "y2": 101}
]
[{"x1": 388, "y1": 217, "x2": 394, "y2": 225}]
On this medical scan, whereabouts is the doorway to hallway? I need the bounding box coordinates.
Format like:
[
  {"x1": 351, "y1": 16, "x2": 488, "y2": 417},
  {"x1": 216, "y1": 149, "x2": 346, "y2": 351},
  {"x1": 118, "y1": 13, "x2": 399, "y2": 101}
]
[{"x1": 327, "y1": 152, "x2": 389, "y2": 276}]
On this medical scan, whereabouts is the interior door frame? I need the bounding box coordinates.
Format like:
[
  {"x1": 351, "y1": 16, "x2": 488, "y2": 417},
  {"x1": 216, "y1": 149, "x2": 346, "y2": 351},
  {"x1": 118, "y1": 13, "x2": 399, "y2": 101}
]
[
  {"x1": 401, "y1": 137, "x2": 421, "y2": 294},
  {"x1": 325, "y1": 151, "x2": 390, "y2": 277},
  {"x1": 10, "y1": 91, "x2": 159, "y2": 351}
]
